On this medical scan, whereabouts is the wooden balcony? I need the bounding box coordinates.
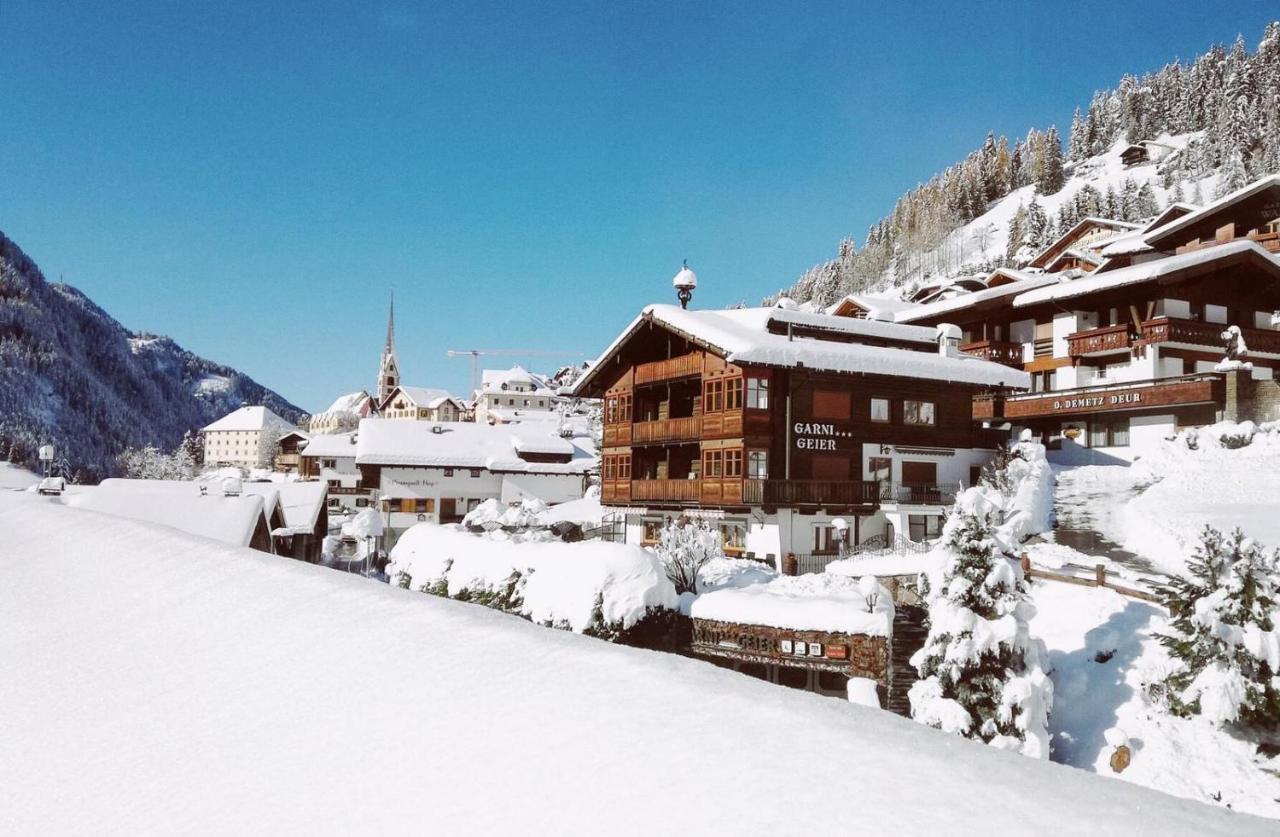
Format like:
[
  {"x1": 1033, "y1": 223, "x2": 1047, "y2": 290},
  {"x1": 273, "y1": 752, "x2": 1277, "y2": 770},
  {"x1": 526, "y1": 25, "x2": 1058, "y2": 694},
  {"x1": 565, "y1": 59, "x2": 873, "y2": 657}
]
[
  {"x1": 602, "y1": 423, "x2": 632, "y2": 447},
  {"x1": 632, "y1": 416, "x2": 702, "y2": 444},
  {"x1": 971, "y1": 373, "x2": 1223, "y2": 421},
  {"x1": 631, "y1": 478, "x2": 702, "y2": 503},
  {"x1": 1139, "y1": 317, "x2": 1280, "y2": 355},
  {"x1": 633, "y1": 353, "x2": 703, "y2": 386},
  {"x1": 959, "y1": 339, "x2": 1024, "y2": 368},
  {"x1": 742, "y1": 479, "x2": 880, "y2": 507},
  {"x1": 1066, "y1": 323, "x2": 1132, "y2": 358},
  {"x1": 702, "y1": 410, "x2": 744, "y2": 439},
  {"x1": 1174, "y1": 229, "x2": 1280, "y2": 256}
]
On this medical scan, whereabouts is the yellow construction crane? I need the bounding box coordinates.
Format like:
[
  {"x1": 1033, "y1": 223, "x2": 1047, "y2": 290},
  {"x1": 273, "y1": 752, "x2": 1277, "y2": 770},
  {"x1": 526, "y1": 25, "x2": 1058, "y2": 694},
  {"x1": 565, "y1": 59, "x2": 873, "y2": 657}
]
[{"x1": 446, "y1": 348, "x2": 581, "y2": 394}]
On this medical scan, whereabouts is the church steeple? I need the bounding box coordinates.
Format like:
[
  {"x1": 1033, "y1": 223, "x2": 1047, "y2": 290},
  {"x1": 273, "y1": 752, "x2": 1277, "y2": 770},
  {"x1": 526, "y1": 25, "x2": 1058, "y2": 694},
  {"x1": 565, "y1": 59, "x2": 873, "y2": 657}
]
[{"x1": 377, "y1": 293, "x2": 400, "y2": 405}]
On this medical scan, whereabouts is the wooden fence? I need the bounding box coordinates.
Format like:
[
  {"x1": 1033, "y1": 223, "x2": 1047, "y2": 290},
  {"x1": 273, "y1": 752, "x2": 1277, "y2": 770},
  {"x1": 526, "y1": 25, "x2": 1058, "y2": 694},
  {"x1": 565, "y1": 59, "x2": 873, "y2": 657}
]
[{"x1": 1019, "y1": 554, "x2": 1160, "y2": 604}]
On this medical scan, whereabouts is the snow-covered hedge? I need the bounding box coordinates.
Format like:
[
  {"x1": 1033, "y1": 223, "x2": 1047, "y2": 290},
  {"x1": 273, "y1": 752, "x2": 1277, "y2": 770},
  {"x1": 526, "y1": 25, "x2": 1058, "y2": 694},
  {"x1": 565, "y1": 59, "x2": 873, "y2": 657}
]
[{"x1": 387, "y1": 524, "x2": 678, "y2": 637}]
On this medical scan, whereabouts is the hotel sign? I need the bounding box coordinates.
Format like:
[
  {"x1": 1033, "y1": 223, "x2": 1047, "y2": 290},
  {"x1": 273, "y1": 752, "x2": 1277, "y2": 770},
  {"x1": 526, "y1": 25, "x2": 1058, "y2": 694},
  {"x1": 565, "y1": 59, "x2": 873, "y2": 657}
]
[
  {"x1": 792, "y1": 422, "x2": 857, "y2": 452},
  {"x1": 995, "y1": 376, "x2": 1220, "y2": 420}
]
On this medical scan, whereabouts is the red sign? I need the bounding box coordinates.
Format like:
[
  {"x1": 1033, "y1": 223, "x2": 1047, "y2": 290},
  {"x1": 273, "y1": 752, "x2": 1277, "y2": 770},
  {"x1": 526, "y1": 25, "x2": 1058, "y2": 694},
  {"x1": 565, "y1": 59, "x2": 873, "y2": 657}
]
[{"x1": 825, "y1": 644, "x2": 849, "y2": 660}]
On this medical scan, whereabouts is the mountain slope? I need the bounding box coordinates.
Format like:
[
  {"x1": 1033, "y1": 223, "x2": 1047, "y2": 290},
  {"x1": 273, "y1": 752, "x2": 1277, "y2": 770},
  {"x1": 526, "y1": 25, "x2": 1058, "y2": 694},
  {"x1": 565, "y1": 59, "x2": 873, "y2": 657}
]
[
  {"x1": 780, "y1": 22, "x2": 1280, "y2": 307},
  {"x1": 0, "y1": 230, "x2": 306, "y2": 479}
]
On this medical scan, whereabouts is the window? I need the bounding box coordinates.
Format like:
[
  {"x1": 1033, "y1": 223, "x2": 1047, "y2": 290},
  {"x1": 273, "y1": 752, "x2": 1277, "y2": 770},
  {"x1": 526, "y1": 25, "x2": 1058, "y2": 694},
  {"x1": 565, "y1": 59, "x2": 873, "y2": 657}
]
[
  {"x1": 619, "y1": 394, "x2": 632, "y2": 422},
  {"x1": 322, "y1": 458, "x2": 336, "y2": 468},
  {"x1": 719, "y1": 522, "x2": 746, "y2": 555},
  {"x1": 746, "y1": 377, "x2": 769, "y2": 409},
  {"x1": 704, "y1": 380, "x2": 724, "y2": 412},
  {"x1": 903, "y1": 400, "x2": 936, "y2": 426},
  {"x1": 443, "y1": 468, "x2": 454, "y2": 477},
  {"x1": 908, "y1": 514, "x2": 943, "y2": 542},
  {"x1": 813, "y1": 525, "x2": 839, "y2": 554},
  {"x1": 812, "y1": 390, "x2": 851, "y2": 419},
  {"x1": 870, "y1": 398, "x2": 890, "y2": 423},
  {"x1": 355, "y1": 498, "x2": 369, "y2": 508},
  {"x1": 868, "y1": 457, "x2": 891, "y2": 488},
  {"x1": 642, "y1": 519, "x2": 664, "y2": 544},
  {"x1": 618, "y1": 454, "x2": 631, "y2": 479},
  {"x1": 604, "y1": 457, "x2": 616, "y2": 480},
  {"x1": 399, "y1": 498, "x2": 416, "y2": 513},
  {"x1": 1090, "y1": 418, "x2": 1130, "y2": 448},
  {"x1": 724, "y1": 449, "x2": 743, "y2": 478},
  {"x1": 703, "y1": 449, "x2": 723, "y2": 477},
  {"x1": 747, "y1": 450, "x2": 768, "y2": 479},
  {"x1": 725, "y1": 377, "x2": 743, "y2": 410},
  {"x1": 470, "y1": 468, "x2": 481, "y2": 478}
]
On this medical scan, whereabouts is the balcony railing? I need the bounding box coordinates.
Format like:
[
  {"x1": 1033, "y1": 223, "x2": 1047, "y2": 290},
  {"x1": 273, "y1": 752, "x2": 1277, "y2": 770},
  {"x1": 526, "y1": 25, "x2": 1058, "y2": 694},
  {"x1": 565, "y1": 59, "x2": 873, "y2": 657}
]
[
  {"x1": 1174, "y1": 229, "x2": 1280, "y2": 256},
  {"x1": 742, "y1": 479, "x2": 880, "y2": 506},
  {"x1": 602, "y1": 424, "x2": 632, "y2": 447},
  {"x1": 878, "y1": 483, "x2": 957, "y2": 506},
  {"x1": 1139, "y1": 317, "x2": 1280, "y2": 355},
  {"x1": 631, "y1": 478, "x2": 702, "y2": 503},
  {"x1": 633, "y1": 353, "x2": 703, "y2": 386},
  {"x1": 1066, "y1": 323, "x2": 1132, "y2": 357},
  {"x1": 632, "y1": 415, "x2": 702, "y2": 444},
  {"x1": 959, "y1": 339, "x2": 1024, "y2": 368}
]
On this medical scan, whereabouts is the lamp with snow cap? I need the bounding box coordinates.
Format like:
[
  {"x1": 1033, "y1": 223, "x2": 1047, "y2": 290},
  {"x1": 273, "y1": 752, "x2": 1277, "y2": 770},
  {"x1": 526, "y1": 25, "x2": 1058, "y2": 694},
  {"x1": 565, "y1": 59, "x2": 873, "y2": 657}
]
[{"x1": 672, "y1": 260, "x2": 698, "y2": 309}]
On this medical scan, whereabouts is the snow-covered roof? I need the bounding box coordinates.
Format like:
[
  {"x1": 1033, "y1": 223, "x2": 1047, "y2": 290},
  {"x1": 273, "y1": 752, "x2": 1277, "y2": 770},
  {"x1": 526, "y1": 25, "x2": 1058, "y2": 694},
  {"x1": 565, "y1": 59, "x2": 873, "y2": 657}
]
[
  {"x1": 1013, "y1": 240, "x2": 1280, "y2": 307},
  {"x1": 389, "y1": 386, "x2": 463, "y2": 409},
  {"x1": 1028, "y1": 217, "x2": 1140, "y2": 269},
  {"x1": 300, "y1": 431, "x2": 360, "y2": 458},
  {"x1": 355, "y1": 419, "x2": 594, "y2": 474},
  {"x1": 894, "y1": 273, "x2": 1058, "y2": 324},
  {"x1": 767, "y1": 307, "x2": 938, "y2": 344},
  {"x1": 246, "y1": 480, "x2": 327, "y2": 532},
  {"x1": 320, "y1": 391, "x2": 371, "y2": 416},
  {"x1": 65, "y1": 480, "x2": 267, "y2": 547},
  {"x1": 579, "y1": 305, "x2": 1029, "y2": 392},
  {"x1": 203, "y1": 406, "x2": 299, "y2": 435},
  {"x1": 690, "y1": 574, "x2": 894, "y2": 635},
  {"x1": 827, "y1": 293, "x2": 921, "y2": 320},
  {"x1": 481, "y1": 365, "x2": 549, "y2": 392},
  {"x1": 1144, "y1": 175, "x2": 1280, "y2": 249}
]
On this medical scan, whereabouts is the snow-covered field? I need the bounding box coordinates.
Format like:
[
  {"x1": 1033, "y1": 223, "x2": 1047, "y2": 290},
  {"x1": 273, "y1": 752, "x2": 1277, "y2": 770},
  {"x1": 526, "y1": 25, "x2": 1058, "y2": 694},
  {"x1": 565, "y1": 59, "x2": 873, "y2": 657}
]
[
  {"x1": 1054, "y1": 424, "x2": 1280, "y2": 573},
  {"x1": 0, "y1": 461, "x2": 40, "y2": 491},
  {"x1": 1031, "y1": 581, "x2": 1280, "y2": 818},
  {"x1": 2, "y1": 491, "x2": 1269, "y2": 835}
]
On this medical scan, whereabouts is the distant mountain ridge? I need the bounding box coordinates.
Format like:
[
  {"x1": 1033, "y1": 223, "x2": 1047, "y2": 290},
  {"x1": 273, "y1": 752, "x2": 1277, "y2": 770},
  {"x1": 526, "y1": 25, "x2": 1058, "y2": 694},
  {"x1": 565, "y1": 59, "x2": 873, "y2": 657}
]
[
  {"x1": 778, "y1": 21, "x2": 1280, "y2": 307},
  {"x1": 0, "y1": 230, "x2": 307, "y2": 480}
]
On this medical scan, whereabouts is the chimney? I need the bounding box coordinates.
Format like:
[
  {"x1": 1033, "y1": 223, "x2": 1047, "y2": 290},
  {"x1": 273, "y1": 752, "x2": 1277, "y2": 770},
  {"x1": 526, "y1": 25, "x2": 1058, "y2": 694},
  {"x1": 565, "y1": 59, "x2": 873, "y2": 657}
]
[{"x1": 936, "y1": 323, "x2": 962, "y2": 358}]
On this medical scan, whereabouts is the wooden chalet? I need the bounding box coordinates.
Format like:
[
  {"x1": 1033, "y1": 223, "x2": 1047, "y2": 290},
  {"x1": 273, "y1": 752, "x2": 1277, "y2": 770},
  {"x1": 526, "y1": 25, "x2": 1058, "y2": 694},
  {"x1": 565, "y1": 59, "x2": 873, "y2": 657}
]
[
  {"x1": 1027, "y1": 217, "x2": 1140, "y2": 273},
  {"x1": 574, "y1": 304, "x2": 1026, "y2": 566}
]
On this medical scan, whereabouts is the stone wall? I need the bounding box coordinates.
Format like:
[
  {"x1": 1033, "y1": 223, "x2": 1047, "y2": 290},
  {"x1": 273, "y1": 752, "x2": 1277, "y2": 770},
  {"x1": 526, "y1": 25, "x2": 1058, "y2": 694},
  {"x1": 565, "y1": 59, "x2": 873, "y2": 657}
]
[
  {"x1": 1224, "y1": 370, "x2": 1280, "y2": 423},
  {"x1": 690, "y1": 618, "x2": 890, "y2": 687}
]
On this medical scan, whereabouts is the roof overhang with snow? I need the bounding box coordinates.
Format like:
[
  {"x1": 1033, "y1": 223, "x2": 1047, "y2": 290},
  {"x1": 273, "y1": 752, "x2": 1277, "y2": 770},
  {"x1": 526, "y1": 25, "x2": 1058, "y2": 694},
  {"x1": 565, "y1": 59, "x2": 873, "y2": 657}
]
[
  {"x1": 1028, "y1": 217, "x2": 1141, "y2": 270},
  {"x1": 1144, "y1": 176, "x2": 1280, "y2": 250}
]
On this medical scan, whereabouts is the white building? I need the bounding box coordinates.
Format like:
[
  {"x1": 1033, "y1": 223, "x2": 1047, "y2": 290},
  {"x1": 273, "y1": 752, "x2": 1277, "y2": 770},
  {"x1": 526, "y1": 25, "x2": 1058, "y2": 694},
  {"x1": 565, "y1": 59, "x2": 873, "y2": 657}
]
[
  {"x1": 298, "y1": 431, "x2": 374, "y2": 515},
  {"x1": 380, "y1": 386, "x2": 465, "y2": 423},
  {"x1": 308, "y1": 391, "x2": 373, "y2": 435},
  {"x1": 473, "y1": 365, "x2": 560, "y2": 424},
  {"x1": 202, "y1": 406, "x2": 300, "y2": 470},
  {"x1": 355, "y1": 418, "x2": 595, "y2": 545}
]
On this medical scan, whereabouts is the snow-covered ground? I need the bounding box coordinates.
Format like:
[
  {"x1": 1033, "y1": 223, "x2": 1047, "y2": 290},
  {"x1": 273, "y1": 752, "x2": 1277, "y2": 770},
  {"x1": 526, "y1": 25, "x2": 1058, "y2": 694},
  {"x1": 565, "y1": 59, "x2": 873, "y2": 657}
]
[
  {"x1": 1031, "y1": 581, "x2": 1280, "y2": 818},
  {"x1": 1052, "y1": 424, "x2": 1280, "y2": 574},
  {"x1": 2, "y1": 492, "x2": 1270, "y2": 834},
  {"x1": 0, "y1": 461, "x2": 40, "y2": 491}
]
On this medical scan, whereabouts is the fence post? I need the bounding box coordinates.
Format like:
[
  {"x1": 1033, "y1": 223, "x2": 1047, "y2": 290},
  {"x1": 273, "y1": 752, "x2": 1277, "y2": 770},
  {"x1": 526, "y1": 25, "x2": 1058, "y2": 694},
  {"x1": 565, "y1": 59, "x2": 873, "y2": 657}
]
[
  {"x1": 1095, "y1": 564, "x2": 1107, "y2": 587},
  {"x1": 1020, "y1": 553, "x2": 1031, "y2": 577},
  {"x1": 783, "y1": 552, "x2": 797, "y2": 576}
]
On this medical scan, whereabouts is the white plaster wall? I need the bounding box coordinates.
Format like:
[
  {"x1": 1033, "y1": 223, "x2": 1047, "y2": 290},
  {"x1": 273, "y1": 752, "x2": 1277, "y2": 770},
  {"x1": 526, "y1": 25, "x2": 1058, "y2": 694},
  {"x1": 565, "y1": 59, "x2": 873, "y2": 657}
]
[
  {"x1": 500, "y1": 472, "x2": 585, "y2": 505},
  {"x1": 1010, "y1": 318, "x2": 1035, "y2": 362}
]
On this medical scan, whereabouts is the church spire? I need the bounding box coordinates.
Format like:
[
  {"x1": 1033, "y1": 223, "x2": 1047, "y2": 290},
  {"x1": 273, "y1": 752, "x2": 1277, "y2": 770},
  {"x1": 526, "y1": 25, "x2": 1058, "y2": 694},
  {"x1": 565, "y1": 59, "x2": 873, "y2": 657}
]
[{"x1": 377, "y1": 293, "x2": 400, "y2": 406}]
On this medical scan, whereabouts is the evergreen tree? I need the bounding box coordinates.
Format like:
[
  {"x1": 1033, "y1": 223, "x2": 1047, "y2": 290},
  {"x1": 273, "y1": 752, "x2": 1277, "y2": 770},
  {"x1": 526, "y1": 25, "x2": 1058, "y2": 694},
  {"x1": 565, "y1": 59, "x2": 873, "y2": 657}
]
[
  {"x1": 1216, "y1": 149, "x2": 1249, "y2": 198},
  {"x1": 1068, "y1": 107, "x2": 1090, "y2": 161},
  {"x1": 1151, "y1": 527, "x2": 1280, "y2": 728},
  {"x1": 1135, "y1": 182, "x2": 1160, "y2": 219},
  {"x1": 1023, "y1": 197, "x2": 1049, "y2": 254},
  {"x1": 1005, "y1": 204, "x2": 1026, "y2": 263},
  {"x1": 909, "y1": 489, "x2": 1051, "y2": 757}
]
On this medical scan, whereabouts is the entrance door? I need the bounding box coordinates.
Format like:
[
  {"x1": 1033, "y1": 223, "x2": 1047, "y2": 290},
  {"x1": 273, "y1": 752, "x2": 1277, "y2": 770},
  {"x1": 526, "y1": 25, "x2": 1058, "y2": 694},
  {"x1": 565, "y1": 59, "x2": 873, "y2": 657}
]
[
  {"x1": 440, "y1": 498, "x2": 459, "y2": 523},
  {"x1": 900, "y1": 461, "x2": 938, "y2": 504}
]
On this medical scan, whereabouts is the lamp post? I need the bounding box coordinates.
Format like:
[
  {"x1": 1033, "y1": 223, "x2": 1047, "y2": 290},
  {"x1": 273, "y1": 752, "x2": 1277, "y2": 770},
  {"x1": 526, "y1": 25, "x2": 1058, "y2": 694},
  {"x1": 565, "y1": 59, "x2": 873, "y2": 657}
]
[
  {"x1": 832, "y1": 517, "x2": 849, "y2": 559},
  {"x1": 672, "y1": 260, "x2": 698, "y2": 309}
]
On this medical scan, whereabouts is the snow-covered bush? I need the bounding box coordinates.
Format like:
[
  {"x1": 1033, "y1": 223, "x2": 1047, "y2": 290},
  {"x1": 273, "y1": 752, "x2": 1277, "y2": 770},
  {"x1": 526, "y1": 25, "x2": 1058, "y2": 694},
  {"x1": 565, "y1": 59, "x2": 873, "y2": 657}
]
[
  {"x1": 1150, "y1": 526, "x2": 1280, "y2": 728},
  {"x1": 654, "y1": 516, "x2": 724, "y2": 595},
  {"x1": 386, "y1": 524, "x2": 678, "y2": 640},
  {"x1": 909, "y1": 488, "x2": 1053, "y2": 758},
  {"x1": 117, "y1": 443, "x2": 196, "y2": 480},
  {"x1": 463, "y1": 497, "x2": 549, "y2": 532}
]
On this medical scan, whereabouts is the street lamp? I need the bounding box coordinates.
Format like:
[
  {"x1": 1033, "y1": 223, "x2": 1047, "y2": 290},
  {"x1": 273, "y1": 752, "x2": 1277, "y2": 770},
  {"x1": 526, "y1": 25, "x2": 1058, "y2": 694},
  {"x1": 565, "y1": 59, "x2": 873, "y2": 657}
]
[
  {"x1": 672, "y1": 260, "x2": 698, "y2": 309},
  {"x1": 832, "y1": 517, "x2": 849, "y2": 558}
]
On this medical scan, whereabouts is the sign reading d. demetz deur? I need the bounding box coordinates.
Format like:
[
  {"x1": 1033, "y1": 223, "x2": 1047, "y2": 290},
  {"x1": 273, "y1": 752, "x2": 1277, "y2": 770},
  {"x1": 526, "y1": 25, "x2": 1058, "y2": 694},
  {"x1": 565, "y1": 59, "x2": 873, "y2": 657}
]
[{"x1": 792, "y1": 422, "x2": 856, "y2": 451}]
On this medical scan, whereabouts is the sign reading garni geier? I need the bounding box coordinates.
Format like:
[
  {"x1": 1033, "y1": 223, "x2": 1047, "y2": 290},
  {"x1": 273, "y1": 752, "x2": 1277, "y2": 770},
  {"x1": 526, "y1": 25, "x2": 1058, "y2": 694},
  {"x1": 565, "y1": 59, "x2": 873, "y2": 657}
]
[{"x1": 792, "y1": 422, "x2": 858, "y2": 451}]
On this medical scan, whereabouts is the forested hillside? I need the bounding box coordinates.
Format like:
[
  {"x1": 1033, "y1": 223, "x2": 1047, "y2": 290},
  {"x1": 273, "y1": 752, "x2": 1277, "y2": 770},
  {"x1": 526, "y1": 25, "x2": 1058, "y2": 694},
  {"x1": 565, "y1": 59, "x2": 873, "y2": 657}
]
[
  {"x1": 780, "y1": 22, "x2": 1280, "y2": 308},
  {"x1": 0, "y1": 231, "x2": 306, "y2": 480}
]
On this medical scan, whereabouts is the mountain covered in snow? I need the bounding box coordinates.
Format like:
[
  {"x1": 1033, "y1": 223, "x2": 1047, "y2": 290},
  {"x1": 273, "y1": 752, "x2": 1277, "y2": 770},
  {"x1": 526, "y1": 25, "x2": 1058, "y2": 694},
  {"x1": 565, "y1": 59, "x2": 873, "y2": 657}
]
[
  {"x1": 779, "y1": 22, "x2": 1280, "y2": 307},
  {"x1": 0, "y1": 230, "x2": 307, "y2": 480}
]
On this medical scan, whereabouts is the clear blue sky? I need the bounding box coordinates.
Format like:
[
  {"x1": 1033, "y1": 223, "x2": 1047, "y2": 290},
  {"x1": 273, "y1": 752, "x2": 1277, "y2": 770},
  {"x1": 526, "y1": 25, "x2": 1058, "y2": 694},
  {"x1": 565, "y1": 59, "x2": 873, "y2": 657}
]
[{"x1": 3, "y1": 2, "x2": 1276, "y2": 412}]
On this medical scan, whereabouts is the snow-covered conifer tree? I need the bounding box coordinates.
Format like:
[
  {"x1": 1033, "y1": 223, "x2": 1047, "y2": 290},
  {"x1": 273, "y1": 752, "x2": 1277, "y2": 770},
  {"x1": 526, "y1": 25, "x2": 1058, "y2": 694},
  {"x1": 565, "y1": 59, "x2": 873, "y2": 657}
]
[
  {"x1": 1151, "y1": 527, "x2": 1280, "y2": 728},
  {"x1": 908, "y1": 487, "x2": 1052, "y2": 758}
]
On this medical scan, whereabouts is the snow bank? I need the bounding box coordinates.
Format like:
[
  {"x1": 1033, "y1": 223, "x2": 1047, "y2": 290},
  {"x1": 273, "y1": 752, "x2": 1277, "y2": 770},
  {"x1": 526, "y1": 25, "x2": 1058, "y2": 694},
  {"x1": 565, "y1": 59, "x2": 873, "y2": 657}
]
[
  {"x1": 387, "y1": 523, "x2": 676, "y2": 632},
  {"x1": 691, "y1": 573, "x2": 894, "y2": 636},
  {"x1": 0, "y1": 462, "x2": 40, "y2": 491},
  {"x1": 1, "y1": 492, "x2": 1266, "y2": 834},
  {"x1": 1114, "y1": 422, "x2": 1280, "y2": 571}
]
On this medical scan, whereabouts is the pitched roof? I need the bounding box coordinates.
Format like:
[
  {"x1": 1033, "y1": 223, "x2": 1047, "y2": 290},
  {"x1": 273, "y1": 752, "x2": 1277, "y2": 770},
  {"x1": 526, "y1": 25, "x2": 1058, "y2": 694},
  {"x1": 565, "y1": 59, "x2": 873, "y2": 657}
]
[
  {"x1": 300, "y1": 431, "x2": 360, "y2": 458},
  {"x1": 388, "y1": 386, "x2": 463, "y2": 409},
  {"x1": 1012, "y1": 240, "x2": 1279, "y2": 307},
  {"x1": 1144, "y1": 175, "x2": 1280, "y2": 249},
  {"x1": 576, "y1": 305, "x2": 1029, "y2": 394},
  {"x1": 481, "y1": 366, "x2": 551, "y2": 392},
  {"x1": 1028, "y1": 217, "x2": 1141, "y2": 269},
  {"x1": 827, "y1": 294, "x2": 921, "y2": 320},
  {"x1": 66, "y1": 480, "x2": 267, "y2": 547},
  {"x1": 893, "y1": 272, "x2": 1057, "y2": 324},
  {"x1": 203, "y1": 406, "x2": 299, "y2": 434},
  {"x1": 245, "y1": 481, "x2": 327, "y2": 533},
  {"x1": 319, "y1": 391, "x2": 372, "y2": 416}
]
